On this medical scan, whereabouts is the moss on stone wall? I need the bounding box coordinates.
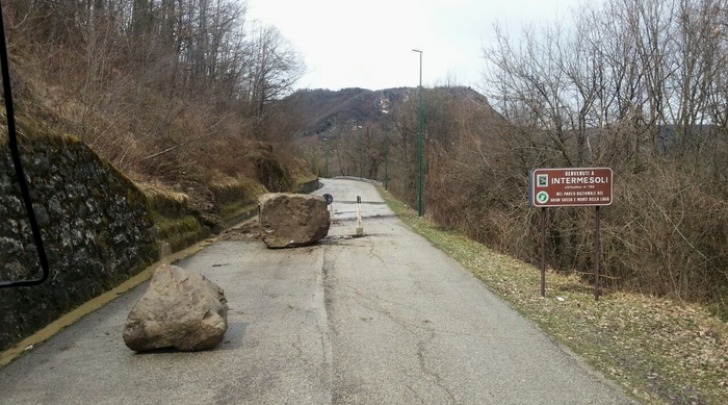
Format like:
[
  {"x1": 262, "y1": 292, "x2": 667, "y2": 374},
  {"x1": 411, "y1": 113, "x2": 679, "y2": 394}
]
[{"x1": 152, "y1": 213, "x2": 209, "y2": 253}]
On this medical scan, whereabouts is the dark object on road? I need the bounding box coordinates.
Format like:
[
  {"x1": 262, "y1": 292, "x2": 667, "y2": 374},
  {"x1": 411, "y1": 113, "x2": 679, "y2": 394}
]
[
  {"x1": 258, "y1": 193, "x2": 330, "y2": 248},
  {"x1": 123, "y1": 264, "x2": 228, "y2": 352}
]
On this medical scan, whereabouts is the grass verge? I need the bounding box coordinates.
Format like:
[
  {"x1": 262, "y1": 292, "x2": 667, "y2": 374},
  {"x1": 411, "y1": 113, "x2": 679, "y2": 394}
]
[{"x1": 379, "y1": 188, "x2": 728, "y2": 405}]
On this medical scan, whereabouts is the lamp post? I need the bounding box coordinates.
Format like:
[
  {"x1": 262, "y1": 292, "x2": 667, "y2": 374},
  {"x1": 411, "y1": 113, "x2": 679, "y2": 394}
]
[
  {"x1": 412, "y1": 49, "x2": 423, "y2": 217},
  {"x1": 384, "y1": 133, "x2": 389, "y2": 191},
  {"x1": 358, "y1": 125, "x2": 364, "y2": 179},
  {"x1": 323, "y1": 137, "x2": 329, "y2": 177}
]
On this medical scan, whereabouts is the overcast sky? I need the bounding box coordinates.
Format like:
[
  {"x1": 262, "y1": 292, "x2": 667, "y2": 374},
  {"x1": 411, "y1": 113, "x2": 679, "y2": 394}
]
[{"x1": 244, "y1": 0, "x2": 585, "y2": 91}]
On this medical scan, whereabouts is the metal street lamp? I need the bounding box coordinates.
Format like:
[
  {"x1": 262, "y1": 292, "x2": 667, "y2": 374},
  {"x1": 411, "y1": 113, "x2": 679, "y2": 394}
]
[
  {"x1": 384, "y1": 133, "x2": 390, "y2": 191},
  {"x1": 323, "y1": 137, "x2": 330, "y2": 177},
  {"x1": 412, "y1": 49, "x2": 423, "y2": 217},
  {"x1": 358, "y1": 125, "x2": 364, "y2": 179}
]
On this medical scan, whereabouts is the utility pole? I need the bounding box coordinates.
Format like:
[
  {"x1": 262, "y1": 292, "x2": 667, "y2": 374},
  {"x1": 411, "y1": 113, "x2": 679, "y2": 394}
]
[
  {"x1": 384, "y1": 134, "x2": 389, "y2": 190},
  {"x1": 358, "y1": 125, "x2": 364, "y2": 179},
  {"x1": 412, "y1": 49, "x2": 423, "y2": 217},
  {"x1": 323, "y1": 137, "x2": 329, "y2": 177}
]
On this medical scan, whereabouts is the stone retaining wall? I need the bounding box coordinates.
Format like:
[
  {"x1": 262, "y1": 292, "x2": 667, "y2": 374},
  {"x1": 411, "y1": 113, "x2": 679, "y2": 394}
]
[
  {"x1": 0, "y1": 134, "x2": 158, "y2": 352},
  {"x1": 0, "y1": 126, "x2": 321, "y2": 352}
]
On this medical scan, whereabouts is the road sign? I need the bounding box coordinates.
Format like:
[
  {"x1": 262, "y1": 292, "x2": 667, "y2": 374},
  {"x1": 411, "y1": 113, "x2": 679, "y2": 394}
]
[{"x1": 529, "y1": 167, "x2": 613, "y2": 207}]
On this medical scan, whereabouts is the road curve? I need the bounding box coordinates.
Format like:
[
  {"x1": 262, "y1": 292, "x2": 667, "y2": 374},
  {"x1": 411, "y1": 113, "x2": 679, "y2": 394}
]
[{"x1": 0, "y1": 178, "x2": 636, "y2": 404}]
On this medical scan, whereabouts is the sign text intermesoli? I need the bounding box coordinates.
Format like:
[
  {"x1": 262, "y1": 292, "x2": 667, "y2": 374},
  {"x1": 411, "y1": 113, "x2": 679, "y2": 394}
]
[{"x1": 529, "y1": 167, "x2": 613, "y2": 207}]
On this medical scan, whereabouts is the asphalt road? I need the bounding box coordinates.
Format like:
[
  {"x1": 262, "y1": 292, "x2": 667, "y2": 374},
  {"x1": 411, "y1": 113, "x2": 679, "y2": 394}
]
[{"x1": 0, "y1": 178, "x2": 636, "y2": 404}]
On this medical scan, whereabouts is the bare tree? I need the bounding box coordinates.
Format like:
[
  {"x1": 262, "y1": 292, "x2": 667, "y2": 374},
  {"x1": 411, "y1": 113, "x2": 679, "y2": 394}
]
[
  {"x1": 477, "y1": 0, "x2": 728, "y2": 306},
  {"x1": 246, "y1": 24, "x2": 304, "y2": 139}
]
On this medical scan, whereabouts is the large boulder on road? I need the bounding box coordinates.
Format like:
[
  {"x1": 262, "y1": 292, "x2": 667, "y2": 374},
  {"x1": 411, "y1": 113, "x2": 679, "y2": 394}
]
[
  {"x1": 123, "y1": 264, "x2": 228, "y2": 352},
  {"x1": 258, "y1": 193, "x2": 330, "y2": 248}
]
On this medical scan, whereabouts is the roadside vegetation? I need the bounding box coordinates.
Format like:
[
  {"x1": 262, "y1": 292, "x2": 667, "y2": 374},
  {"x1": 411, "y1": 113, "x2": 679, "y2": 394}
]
[
  {"x1": 311, "y1": 0, "x2": 728, "y2": 331},
  {"x1": 380, "y1": 187, "x2": 728, "y2": 405}
]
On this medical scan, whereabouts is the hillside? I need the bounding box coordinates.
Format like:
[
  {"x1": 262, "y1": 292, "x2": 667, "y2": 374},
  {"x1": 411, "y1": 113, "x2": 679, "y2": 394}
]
[
  {"x1": 2, "y1": 1, "x2": 315, "y2": 227},
  {"x1": 287, "y1": 86, "x2": 501, "y2": 139},
  {"x1": 284, "y1": 85, "x2": 506, "y2": 183},
  {"x1": 288, "y1": 88, "x2": 404, "y2": 137}
]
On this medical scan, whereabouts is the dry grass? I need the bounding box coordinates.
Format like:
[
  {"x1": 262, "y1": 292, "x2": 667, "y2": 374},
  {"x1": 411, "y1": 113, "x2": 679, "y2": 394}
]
[
  {"x1": 381, "y1": 187, "x2": 728, "y2": 405},
  {"x1": 0, "y1": 112, "x2": 80, "y2": 146},
  {"x1": 135, "y1": 180, "x2": 189, "y2": 207}
]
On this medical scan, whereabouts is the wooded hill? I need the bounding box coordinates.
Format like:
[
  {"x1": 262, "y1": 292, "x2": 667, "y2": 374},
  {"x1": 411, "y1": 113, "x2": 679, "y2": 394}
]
[{"x1": 291, "y1": 86, "x2": 504, "y2": 180}]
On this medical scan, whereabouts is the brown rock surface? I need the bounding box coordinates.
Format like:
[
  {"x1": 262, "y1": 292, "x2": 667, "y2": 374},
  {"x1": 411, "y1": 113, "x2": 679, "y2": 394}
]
[
  {"x1": 123, "y1": 264, "x2": 228, "y2": 352},
  {"x1": 258, "y1": 193, "x2": 330, "y2": 248}
]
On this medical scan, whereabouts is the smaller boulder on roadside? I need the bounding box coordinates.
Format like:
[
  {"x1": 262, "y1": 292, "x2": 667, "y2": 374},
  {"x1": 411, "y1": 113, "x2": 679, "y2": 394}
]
[
  {"x1": 123, "y1": 264, "x2": 228, "y2": 352},
  {"x1": 258, "y1": 193, "x2": 330, "y2": 248}
]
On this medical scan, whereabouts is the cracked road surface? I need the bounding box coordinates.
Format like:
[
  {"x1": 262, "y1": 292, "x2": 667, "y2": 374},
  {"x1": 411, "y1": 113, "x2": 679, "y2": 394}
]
[{"x1": 0, "y1": 178, "x2": 636, "y2": 404}]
